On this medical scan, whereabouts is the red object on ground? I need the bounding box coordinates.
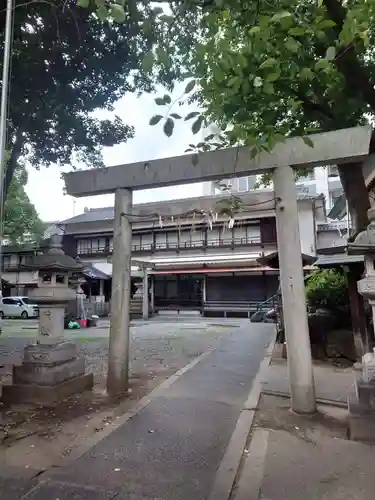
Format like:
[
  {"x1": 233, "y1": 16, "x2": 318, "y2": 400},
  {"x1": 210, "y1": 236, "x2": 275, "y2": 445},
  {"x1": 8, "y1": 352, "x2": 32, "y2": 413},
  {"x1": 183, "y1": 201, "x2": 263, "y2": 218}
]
[{"x1": 77, "y1": 319, "x2": 87, "y2": 328}]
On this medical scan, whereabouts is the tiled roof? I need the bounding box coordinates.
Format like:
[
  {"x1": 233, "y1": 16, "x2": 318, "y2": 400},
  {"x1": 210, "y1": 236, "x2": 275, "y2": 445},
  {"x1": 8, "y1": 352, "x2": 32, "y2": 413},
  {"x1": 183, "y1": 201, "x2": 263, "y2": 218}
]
[{"x1": 61, "y1": 191, "x2": 321, "y2": 225}]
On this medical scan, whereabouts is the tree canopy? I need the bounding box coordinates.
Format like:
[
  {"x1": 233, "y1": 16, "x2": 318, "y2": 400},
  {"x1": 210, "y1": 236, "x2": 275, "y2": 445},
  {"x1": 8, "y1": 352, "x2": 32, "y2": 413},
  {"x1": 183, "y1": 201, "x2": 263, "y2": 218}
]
[
  {"x1": 0, "y1": 0, "x2": 191, "y2": 197},
  {"x1": 3, "y1": 162, "x2": 43, "y2": 245},
  {"x1": 147, "y1": 0, "x2": 375, "y2": 233}
]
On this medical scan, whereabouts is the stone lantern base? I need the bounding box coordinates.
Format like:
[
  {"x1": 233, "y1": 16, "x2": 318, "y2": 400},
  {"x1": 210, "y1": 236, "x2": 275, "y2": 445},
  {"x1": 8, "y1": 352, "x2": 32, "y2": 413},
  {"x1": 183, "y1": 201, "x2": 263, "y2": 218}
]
[
  {"x1": 2, "y1": 341, "x2": 93, "y2": 406},
  {"x1": 130, "y1": 279, "x2": 143, "y2": 319}
]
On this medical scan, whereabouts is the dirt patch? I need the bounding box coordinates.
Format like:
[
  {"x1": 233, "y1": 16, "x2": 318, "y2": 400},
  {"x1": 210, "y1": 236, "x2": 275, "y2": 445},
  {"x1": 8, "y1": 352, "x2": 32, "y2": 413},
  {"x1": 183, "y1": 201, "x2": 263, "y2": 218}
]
[{"x1": 253, "y1": 394, "x2": 349, "y2": 443}]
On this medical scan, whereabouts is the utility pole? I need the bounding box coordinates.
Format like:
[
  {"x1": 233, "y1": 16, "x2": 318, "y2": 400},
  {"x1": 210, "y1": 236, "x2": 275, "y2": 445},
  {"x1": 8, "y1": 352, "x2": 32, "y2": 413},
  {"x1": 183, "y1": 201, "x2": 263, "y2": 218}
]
[{"x1": 0, "y1": 0, "x2": 15, "y2": 333}]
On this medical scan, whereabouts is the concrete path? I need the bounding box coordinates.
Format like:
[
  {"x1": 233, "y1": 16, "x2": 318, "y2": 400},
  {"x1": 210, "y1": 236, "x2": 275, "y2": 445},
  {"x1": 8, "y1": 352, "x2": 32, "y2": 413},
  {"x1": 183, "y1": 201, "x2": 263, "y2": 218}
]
[
  {"x1": 262, "y1": 362, "x2": 357, "y2": 406},
  {"x1": 2, "y1": 323, "x2": 274, "y2": 500},
  {"x1": 234, "y1": 427, "x2": 375, "y2": 500}
]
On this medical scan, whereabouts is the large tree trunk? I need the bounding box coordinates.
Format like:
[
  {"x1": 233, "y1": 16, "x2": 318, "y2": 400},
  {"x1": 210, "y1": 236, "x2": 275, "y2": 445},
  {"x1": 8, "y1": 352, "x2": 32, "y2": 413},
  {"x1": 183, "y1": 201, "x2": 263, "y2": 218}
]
[
  {"x1": 338, "y1": 162, "x2": 370, "y2": 238},
  {"x1": 339, "y1": 162, "x2": 373, "y2": 356}
]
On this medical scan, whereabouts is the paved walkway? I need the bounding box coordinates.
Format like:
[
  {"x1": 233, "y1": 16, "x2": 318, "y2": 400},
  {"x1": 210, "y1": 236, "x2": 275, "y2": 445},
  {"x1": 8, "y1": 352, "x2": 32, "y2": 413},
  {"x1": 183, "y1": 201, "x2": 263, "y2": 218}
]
[
  {"x1": 1, "y1": 323, "x2": 274, "y2": 500},
  {"x1": 261, "y1": 362, "x2": 357, "y2": 406},
  {"x1": 233, "y1": 427, "x2": 375, "y2": 500}
]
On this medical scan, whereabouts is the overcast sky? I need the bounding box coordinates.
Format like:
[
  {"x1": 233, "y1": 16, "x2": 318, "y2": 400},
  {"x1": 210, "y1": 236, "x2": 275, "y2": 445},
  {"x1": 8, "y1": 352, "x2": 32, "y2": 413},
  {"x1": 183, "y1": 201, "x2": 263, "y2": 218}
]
[{"x1": 25, "y1": 83, "x2": 208, "y2": 222}]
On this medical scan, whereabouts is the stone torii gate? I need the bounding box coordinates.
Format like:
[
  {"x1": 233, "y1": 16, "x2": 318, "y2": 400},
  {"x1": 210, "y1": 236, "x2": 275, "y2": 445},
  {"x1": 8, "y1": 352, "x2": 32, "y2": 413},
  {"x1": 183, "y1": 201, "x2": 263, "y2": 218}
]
[{"x1": 63, "y1": 126, "x2": 372, "y2": 414}]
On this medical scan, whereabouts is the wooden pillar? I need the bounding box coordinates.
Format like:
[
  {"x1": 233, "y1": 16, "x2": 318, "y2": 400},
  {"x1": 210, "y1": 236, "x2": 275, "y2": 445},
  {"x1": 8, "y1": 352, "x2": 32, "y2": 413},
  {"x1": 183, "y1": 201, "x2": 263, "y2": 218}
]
[{"x1": 345, "y1": 265, "x2": 370, "y2": 358}]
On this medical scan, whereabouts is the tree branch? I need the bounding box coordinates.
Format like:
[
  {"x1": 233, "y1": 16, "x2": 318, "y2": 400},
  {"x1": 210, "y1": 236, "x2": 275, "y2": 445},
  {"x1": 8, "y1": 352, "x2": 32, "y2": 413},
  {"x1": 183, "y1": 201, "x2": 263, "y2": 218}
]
[
  {"x1": 294, "y1": 90, "x2": 335, "y2": 122},
  {"x1": 323, "y1": 0, "x2": 375, "y2": 113},
  {"x1": 4, "y1": 133, "x2": 24, "y2": 201}
]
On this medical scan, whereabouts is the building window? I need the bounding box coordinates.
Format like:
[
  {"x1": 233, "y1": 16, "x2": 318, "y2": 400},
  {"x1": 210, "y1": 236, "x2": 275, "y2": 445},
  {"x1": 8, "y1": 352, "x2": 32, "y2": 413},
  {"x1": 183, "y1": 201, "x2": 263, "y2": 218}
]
[
  {"x1": 91, "y1": 238, "x2": 106, "y2": 253},
  {"x1": 237, "y1": 177, "x2": 249, "y2": 192},
  {"x1": 77, "y1": 239, "x2": 91, "y2": 254},
  {"x1": 246, "y1": 225, "x2": 261, "y2": 243},
  {"x1": 2, "y1": 255, "x2": 11, "y2": 270},
  {"x1": 298, "y1": 169, "x2": 315, "y2": 182},
  {"x1": 19, "y1": 255, "x2": 33, "y2": 266},
  {"x1": 77, "y1": 238, "x2": 106, "y2": 255}
]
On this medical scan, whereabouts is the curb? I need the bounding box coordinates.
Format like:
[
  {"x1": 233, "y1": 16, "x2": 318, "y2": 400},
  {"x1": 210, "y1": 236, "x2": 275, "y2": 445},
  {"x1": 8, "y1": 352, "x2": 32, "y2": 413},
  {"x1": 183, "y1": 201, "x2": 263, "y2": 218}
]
[
  {"x1": 262, "y1": 389, "x2": 348, "y2": 409},
  {"x1": 207, "y1": 336, "x2": 276, "y2": 500}
]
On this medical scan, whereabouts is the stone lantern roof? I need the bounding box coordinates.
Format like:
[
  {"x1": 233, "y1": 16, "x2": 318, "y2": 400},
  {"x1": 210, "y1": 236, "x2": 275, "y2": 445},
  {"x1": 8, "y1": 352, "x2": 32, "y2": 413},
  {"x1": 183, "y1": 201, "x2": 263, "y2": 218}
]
[
  {"x1": 21, "y1": 234, "x2": 83, "y2": 272},
  {"x1": 349, "y1": 208, "x2": 375, "y2": 254}
]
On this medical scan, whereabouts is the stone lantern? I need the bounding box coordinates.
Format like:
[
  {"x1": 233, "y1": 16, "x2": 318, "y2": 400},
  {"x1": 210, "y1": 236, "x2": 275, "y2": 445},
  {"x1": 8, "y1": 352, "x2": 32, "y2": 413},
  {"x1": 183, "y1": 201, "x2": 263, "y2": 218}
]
[
  {"x1": 347, "y1": 207, "x2": 375, "y2": 440},
  {"x1": 2, "y1": 235, "x2": 93, "y2": 405}
]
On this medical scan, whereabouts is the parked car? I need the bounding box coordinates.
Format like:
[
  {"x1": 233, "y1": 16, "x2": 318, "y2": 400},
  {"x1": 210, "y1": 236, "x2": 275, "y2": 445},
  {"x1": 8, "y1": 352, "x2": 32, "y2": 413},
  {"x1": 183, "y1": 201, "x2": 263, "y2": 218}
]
[{"x1": 0, "y1": 296, "x2": 39, "y2": 319}]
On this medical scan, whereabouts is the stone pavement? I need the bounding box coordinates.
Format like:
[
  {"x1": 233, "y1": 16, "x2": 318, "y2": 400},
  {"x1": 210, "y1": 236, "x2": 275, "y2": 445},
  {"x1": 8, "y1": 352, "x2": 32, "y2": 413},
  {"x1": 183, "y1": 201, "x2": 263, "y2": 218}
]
[
  {"x1": 233, "y1": 425, "x2": 375, "y2": 500},
  {"x1": 1, "y1": 322, "x2": 274, "y2": 500},
  {"x1": 230, "y1": 357, "x2": 375, "y2": 500},
  {"x1": 261, "y1": 361, "x2": 357, "y2": 406}
]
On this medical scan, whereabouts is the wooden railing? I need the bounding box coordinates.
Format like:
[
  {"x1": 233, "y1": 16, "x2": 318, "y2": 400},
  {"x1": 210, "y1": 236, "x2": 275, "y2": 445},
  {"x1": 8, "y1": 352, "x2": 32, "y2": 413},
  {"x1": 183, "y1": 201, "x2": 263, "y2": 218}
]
[
  {"x1": 202, "y1": 299, "x2": 265, "y2": 318},
  {"x1": 76, "y1": 236, "x2": 271, "y2": 256}
]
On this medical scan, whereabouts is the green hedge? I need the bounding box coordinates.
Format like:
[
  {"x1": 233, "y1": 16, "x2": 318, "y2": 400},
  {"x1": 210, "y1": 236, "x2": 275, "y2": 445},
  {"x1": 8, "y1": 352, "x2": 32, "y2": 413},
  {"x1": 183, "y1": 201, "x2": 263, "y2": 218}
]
[{"x1": 305, "y1": 269, "x2": 349, "y2": 310}]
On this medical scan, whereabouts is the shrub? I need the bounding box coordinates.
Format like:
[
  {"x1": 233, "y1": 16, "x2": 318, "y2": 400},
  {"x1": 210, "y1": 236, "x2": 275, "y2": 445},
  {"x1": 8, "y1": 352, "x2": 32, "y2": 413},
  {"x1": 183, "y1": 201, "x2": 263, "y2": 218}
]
[{"x1": 305, "y1": 269, "x2": 349, "y2": 311}]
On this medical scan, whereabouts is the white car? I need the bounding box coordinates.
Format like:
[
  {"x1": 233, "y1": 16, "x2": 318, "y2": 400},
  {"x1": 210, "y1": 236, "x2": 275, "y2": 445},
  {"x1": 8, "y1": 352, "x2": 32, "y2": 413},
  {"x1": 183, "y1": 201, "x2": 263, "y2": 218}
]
[{"x1": 0, "y1": 296, "x2": 39, "y2": 319}]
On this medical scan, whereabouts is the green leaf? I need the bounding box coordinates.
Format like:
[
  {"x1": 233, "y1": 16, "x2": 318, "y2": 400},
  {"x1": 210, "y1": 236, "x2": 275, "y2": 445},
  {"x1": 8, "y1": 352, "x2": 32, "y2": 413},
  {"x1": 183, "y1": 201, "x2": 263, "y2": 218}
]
[
  {"x1": 266, "y1": 70, "x2": 281, "y2": 82},
  {"x1": 271, "y1": 11, "x2": 292, "y2": 22},
  {"x1": 142, "y1": 51, "x2": 154, "y2": 72},
  {"x1": 77, "y1": 0, "x2": 90, "y2": 8},
  {"x1": 159, "y1": 15, "x2": 174, "y2": 23},
  {"x1": 249, "y1": 26, "x2": 261, "y2": 35},
  {"x1": 318, "y1": 0, "x2": 324, "y2": 7},
  {"x1": 285, "y1": 38, "x2": 300, "y2": 53},
  {"x1": 110, "y1": 4, "x2": 126, "y2": 23},
  {"x1": 318, "y1": 19, "x2": 336, "y2": 29},
  {"x1": 170, "y1": 113, "x2": 182, "y2": 119},
  {"x1": 299, "y1": 67, "x2": 314, "y2": 80},
  {"x1": 185, "y1": 80, "x2": 196, "y2": 94},
  {"x1": 253, "y1": 76, "x2": 263, "y2": 87},
  {"x1": 192, "y1": 116, "x2": 204, "y2": 134},
  {"x1": 96, "y1": 5, "x2": 108, "y2": 20},
  {"x1": 163, "y1": 118, "x2": 174, "y2": 137},
  {"x1": 325, "y1": 46, "x2": 336, "y2": 61},
  {"x1": 228, "y1": 76, "x2": 240, "y2": 87},
  {"x1": 204, "y1": 134, "x2": 216, "y2": 141},
  {"x1": 155, "y1": 97, "x2": 166, "y2": 105},
  {"x1": 149, "y1": 115, "x2": 163, "y2": 126},
  {"x1": 302, "y1": 136, "x2": 314, "y2": 148},
  {"x1": 152, "y1": 7, "x2": 163, "y2": 15},
  {"x1": 263, "y1": 82, "x2": 274, "y2": 95},
  {"x1": 163, "y1": 94, "x2": 171, "y2": 104},
  {"x1": 259, "y1": 58, "x2": 277, "y2": 69},
  {"x1": 289, "y1": 26, "x2": 305, "y2": 36},
  {"x1": 185, "y1": 111, "x2": 200, "y2": 121},
  {"x1": 315, "y1": 59, "x2": 330, "y2": 70}
]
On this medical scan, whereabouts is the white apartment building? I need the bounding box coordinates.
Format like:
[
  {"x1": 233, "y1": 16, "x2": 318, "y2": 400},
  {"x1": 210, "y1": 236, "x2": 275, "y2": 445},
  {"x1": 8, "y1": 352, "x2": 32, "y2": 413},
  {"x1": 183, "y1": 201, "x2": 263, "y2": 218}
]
[{"x1": 203, "y1": 165, "x2": 343, "y2": 213}]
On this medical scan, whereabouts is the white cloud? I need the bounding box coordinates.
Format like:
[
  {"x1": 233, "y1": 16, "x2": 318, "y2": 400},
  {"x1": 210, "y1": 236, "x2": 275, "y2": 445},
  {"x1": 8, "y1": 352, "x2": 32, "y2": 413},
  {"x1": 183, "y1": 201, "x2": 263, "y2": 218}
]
[{"x1": 25, "y1": 82, "x2": 209, "y2": 222}]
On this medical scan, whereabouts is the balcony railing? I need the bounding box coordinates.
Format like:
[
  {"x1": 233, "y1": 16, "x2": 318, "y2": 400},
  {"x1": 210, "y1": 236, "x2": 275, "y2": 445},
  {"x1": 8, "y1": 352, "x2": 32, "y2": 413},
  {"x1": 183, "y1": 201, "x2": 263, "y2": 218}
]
[
  {"x1": 76, "y1": 236, "x2": 273, "y2": 256},
  {"x1": 2, "y1": 258, "x2": 35, "y2": 271}
]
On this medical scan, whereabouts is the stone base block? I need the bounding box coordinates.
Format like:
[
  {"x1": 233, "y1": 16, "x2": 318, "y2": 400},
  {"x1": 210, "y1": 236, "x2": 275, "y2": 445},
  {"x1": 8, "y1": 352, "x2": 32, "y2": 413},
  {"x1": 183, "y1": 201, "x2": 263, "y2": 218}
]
[
  {"x1": 1, "y1": 373, "x2": 93, "y2": 406},
  {"x1": 23, "y1": 342, "x2": 77, "y2": 366},
  {"x1": 348, "y1": 390, "x2": 373, "y2": 415},
  {"x1": 13, "y1": 358, "x2": 85, "y2": 386},
  {"x1": 348, "y1": 413, "x2": 375, "y2": 442}
]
